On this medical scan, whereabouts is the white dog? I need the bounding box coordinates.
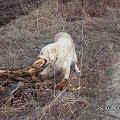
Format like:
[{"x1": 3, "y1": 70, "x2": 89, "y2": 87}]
[{"x1": 36, "y1": 32, "x2": 80, "y2": 81}]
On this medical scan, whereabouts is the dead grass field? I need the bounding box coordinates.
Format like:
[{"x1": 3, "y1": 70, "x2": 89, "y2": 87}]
[{"x1": 0, "y1": 0, "x2": 120, "y2": 120}]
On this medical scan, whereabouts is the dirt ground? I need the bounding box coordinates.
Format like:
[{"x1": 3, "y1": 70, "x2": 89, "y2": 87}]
[{"x1": 0, "y1": 0, "x2": 120, "y2": 120}]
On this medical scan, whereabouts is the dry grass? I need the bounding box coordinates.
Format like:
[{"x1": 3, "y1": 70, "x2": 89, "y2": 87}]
[{"x1": 0, "y1": 0, "x2": 120, "y2": 120}]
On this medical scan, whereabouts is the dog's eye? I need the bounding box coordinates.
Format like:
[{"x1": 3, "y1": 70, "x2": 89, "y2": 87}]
[{"x1": 41, "y1": 52, "x2": 43, "y2": 55}]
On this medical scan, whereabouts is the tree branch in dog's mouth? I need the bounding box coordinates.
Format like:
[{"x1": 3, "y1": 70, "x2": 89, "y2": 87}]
[
  {"x1": 33, "y1": 58, "x2": 47, "y2": 68},
  {"x1": 27, "y1": 58, "x2": 47, "y2": 80}
]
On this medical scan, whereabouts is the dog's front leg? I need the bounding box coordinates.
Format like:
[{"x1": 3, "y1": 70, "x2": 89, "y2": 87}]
[
  {"x1": 54, "y1": 66, "x2": 70, "y2": 90},
  {"x1": 64, "y1": 66, "x2": 70, "y2": 80},
  {"x1": 40, "y1": 64, "x2": 53, "y2": 76}
]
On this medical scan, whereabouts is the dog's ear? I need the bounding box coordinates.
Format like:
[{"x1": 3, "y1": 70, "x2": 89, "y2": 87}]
[{"x1": 49, "y1": 47, "x2": 58, "y2": 61}]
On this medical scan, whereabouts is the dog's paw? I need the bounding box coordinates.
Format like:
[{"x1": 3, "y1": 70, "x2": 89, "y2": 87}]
[
  {"x1": 76, "y1": 71, "x2": 81, "y2": 77},
  {"x1": 54, "y1": 79, "x2": 69, "y2": 90},
  {"x1": 76, "y1": 70, "x2": 81, "y2": 73}
]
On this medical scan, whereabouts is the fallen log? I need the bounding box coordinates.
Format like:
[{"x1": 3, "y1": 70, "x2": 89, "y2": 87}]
[
  {"x1": 0, "y1": 58, "x2": 46, "y2": 82},
  {"x1": 0, "y1": 68, "x2": 32, "y2": 82},
  {"x1": 0, "y1": 65, "x2": 45, "y2": 83}
]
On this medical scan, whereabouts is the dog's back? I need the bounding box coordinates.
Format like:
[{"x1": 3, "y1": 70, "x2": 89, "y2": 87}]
[{"x1": 54, "y1": 32, "x2": 73, "y2": 43}]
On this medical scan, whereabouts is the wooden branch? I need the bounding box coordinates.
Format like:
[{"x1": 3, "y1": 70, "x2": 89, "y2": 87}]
[
  {"x1": 0, "y1": 65, "x2": 44, "y2": 82},
  {"x1": 0, "y1": 66, "x2": 32, "y2": 77},
  {"x1": 0, "y1": 59, "x2": 46, "y2": 82}
]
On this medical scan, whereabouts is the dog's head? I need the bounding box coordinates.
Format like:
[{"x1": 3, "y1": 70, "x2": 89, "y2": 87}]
[{"x1": 36, "y1": 44, "x2": 58, "y2": 66}]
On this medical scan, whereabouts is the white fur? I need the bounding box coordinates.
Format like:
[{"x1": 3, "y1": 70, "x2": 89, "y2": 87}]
[{"x1": 38, "y1": 32, "x2": 80, "y2": 80}]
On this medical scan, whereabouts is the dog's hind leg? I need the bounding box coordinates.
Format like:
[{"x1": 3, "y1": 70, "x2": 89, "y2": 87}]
[
  {"x1": 75, "y1": 63, "x2": 80, "y2": 73},
  {"x1": 73, "y1": 52, "x2": 80, "y2": 73}
]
